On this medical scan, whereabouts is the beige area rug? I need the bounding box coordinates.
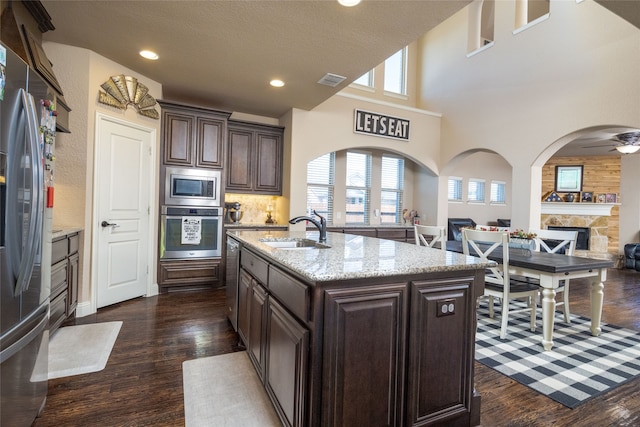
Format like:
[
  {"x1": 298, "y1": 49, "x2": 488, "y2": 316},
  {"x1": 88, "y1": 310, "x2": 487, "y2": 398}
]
[
  {"x1": 183, "y1": 351, "x2": 281, "y2": 427},
  {"x1": 48, "y1": 321, "x2": 122, "y2": 380}
]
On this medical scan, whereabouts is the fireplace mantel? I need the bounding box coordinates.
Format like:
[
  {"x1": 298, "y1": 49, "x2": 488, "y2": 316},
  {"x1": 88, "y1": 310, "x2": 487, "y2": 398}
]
[{"x1": 541, "y1": 202, "x2": 617, "y2": 216}]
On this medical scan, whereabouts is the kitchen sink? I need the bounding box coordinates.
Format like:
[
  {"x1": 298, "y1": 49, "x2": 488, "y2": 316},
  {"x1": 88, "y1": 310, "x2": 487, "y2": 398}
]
[{"x1": 259, "y1": 238, "x2": 330, "y2": 250}]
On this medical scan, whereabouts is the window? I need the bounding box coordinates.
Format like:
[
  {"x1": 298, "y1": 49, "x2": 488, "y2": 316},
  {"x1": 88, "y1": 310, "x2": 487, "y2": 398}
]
[
  {"x1": 307, "y1": 153, "x2": 335, "y2": 223},
  {"x1": 380, "y1": 155, "x2": 404, "y2": 224},
  {"x1": 346, "y1": 151, "x2": 371, "y2": 224},
  {"x1": 490, "y1": 181, "x2": 506, "y2": 204},
  {"x1": 353, "y1": 70, "x2": 374, "y2": 87},
  {"x1": 448, "y1": 177, "x2": 463, "y2": 201},
  {"x1": 384, "y1": 47, "x2": 406, "y2": 95},
  {"x1": 468, "y1": 179, "x2": 486, "y2": 203}
]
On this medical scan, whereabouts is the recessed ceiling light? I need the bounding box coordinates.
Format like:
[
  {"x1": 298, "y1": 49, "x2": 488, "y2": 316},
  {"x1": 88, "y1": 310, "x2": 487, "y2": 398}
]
[
  {"x1": 270, "y1": 79, "x2": 285, "y2": 88},
  {"x1": 338, "y1": 0, "x2": 361, "y2": 6},
  {"x1": 139, "y1": 50, "x2": 159, "y2": 60}
]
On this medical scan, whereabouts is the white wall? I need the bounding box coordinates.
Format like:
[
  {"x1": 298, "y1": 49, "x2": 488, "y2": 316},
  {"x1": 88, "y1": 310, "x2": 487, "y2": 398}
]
[
  {"x1": 418, "y1": 0, "x2": 640, "y2": 238},
  {"x1": 42, "y1": 42, "x2": 163, "y2": 315},
  {"x1": 285, "y1": 93, "x2": 442, "y2": 229}
]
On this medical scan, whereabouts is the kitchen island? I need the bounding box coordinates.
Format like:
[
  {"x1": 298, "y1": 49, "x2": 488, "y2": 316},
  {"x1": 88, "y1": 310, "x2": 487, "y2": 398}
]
[{"x1": 227, "y1": 230, "x2": 491, "y2": 427}]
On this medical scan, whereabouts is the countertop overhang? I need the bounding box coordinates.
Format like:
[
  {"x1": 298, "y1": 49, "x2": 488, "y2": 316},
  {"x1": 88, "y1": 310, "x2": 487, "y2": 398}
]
[{"x1": 228, "y1": 230, "x2": 492, "y2": 282}]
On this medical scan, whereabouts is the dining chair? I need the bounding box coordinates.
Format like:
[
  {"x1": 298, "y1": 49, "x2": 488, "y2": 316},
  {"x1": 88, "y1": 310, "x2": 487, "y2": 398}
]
[
  {"x1": 529, "y1": 228, "x2": 578, "y2": 323},
  {"x1": 414, "y1": 225, "x2": 447, "y2": 252},
  {"x1": 462, "y1": 228, "x2": 538, "y2": 339}
]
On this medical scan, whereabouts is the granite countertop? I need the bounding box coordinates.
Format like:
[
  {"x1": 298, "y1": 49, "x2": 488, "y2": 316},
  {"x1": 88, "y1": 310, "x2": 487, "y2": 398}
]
[
  {"x1": 227, "y1": 230, "x2": 492, "y2": 283},
  {"x1": 225, "y1": 223, "x2": 287, "y2": 228},
  {"x1": 52, "y1": 226, "x2": 84, "y2": 239}
]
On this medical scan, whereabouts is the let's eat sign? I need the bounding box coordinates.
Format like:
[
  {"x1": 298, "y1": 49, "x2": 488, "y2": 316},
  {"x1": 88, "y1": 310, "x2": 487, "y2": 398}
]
[{"x1": 353, "y1": 109, "x2": 410, "y2": 141}]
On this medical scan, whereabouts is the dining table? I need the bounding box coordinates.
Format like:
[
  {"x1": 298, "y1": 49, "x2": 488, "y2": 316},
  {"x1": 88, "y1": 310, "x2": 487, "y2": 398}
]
[{"x1": 446, "y1": 240, "x2": 614, "y2": 350}]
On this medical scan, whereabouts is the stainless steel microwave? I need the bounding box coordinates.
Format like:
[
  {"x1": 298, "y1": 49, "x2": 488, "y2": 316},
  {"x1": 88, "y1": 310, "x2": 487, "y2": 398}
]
[{"x1": 164, "y1": 167, "x2": 221, "y2": 207}]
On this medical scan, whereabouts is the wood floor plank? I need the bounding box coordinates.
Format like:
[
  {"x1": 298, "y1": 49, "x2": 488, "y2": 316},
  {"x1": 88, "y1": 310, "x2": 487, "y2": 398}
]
[{"x1": 33, "y1": 269, "x2": 640, "y2": 426}]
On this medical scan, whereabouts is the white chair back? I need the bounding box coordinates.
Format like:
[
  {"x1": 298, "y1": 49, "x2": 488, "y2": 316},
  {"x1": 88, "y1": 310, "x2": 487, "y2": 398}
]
[
  {"x1": 530, "y1": 229, "x2": 577, "y2": 255},
  {"x1": 461, "y1": 228, "x2": 510, "y2": 288},
  {"x1": 414, "y1": 225, "x2": 447, "y2": 252}
]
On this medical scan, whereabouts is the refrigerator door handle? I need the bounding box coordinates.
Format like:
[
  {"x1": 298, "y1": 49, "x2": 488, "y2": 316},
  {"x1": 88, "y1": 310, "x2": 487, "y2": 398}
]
[
  {"x1": 12, "y1": 90, "x2": 43, "y2": 296},
  {"x1": 0, "y1": 307, "x2": 48, "y2": 364}
]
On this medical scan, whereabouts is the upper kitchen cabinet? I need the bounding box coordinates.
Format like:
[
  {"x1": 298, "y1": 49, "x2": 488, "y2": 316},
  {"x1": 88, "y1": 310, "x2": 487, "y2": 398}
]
[
  {"x1": 159, "y1": 101, "x2": 231, "y2": 169},
  {"x1": 226, "y1": 120, "x2": 284, "y2": 195}
]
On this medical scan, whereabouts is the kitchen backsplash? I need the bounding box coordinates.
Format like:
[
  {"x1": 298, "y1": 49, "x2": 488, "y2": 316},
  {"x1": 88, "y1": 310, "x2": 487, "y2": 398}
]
[{"x1": 224, "y1": 194, "x2": 284, "y2": 225}]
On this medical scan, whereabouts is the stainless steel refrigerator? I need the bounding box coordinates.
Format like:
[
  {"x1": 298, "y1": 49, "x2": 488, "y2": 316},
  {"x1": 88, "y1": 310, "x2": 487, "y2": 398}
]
[{"x1": 1, "y1": 42, "x2": 52, "y2": 426}]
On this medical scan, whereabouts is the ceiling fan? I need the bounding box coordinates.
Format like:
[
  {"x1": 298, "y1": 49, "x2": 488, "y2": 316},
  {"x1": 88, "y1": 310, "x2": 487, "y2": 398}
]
[{"x1": 583, "y1": 131, "x2": 640, "y2": 154}]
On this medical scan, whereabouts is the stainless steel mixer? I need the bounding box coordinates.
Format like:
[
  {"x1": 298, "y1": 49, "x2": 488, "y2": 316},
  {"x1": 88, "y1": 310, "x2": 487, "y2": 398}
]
[{"x1": 224, "y1": 202, "x2": 243, "y2": 224}]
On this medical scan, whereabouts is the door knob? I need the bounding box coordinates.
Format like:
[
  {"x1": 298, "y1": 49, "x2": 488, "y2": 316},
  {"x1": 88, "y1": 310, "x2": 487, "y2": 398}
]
[{"x1": 101, "y1": 221, "x2": 119, "y2": 228}]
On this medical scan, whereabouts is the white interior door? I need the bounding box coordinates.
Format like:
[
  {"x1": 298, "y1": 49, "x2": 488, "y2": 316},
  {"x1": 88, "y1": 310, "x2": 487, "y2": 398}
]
[{"x1": 95, "y1": 115, "x2": 153, "y2": 308}]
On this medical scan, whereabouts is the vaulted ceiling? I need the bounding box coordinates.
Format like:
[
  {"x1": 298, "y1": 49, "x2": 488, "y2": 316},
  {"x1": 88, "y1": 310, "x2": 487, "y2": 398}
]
[{"x1": 39, "y1": 0, "x2": 471, "y2": 118}]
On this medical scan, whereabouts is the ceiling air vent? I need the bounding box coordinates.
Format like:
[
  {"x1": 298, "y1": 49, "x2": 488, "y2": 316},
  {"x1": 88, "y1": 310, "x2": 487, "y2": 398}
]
[{"x1": 317, "y1": 73, "x2": 347, "y2": 87}]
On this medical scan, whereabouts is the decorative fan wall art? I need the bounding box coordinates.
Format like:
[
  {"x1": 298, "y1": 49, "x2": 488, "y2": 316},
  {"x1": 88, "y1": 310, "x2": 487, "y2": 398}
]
[{"x1": 98, "y1": 75, "x2": 159, "y2": 119}]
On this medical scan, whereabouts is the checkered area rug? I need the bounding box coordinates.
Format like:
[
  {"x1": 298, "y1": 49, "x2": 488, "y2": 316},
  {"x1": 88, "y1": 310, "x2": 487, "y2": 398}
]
[{"x1": 475, "y1": 303, "x2": 640, "y2": 408}]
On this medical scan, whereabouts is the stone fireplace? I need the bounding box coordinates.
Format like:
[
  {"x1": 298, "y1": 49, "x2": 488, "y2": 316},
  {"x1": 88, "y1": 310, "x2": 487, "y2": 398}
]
[{"x1": 540, "y1": 202, "x2": 621, "y2": 266}]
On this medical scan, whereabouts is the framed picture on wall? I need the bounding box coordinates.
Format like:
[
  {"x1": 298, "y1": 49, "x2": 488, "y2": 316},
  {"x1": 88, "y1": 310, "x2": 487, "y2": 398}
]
[
  {"x1": 596, "y1": 193, "x2": 607, "y2": 203},
  {"x1": 606, "y1": 193, "x2": 617, "y2": 203},
  {"x1": 581, "y1": 191, "x2": 593, "y2": 203},
  {"x1": 555, "y1": 165, "x2": 583, "y2": 192}
]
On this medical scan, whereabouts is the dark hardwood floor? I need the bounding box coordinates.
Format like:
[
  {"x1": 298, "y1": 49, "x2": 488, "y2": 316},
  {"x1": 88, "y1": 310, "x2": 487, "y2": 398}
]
[{"x1": 33, "y1": 268, "x2": 640, "y2": 427}]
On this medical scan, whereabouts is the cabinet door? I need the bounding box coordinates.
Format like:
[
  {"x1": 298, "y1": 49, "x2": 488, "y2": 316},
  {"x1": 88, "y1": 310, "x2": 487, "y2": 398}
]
[
  {"x1": 248, "y1": 282, "x2": 268, "y2": 380},
  {"x1": 407, "y1": 277, "x2": 476, "y2": 426},
  {"x1": 237, "y1": 269, "x2": 252, "y2": 346},
  {"x1": 225, "y1": 128, "x2": 253, "y2": 192},
  {"x1": 254, "y1": 130, "x2": 282, "y2": 194},
  {"x1": 163, "y1": 111, "x2": 194, "y2": 166},
  {"x1": 195, "y1": 116, "x2": 225, "y2": 169},
  {"x1": 322, "y1": 284, "x2": 407, "y2": 427},
  {"x1": 67, "y1": 253, "x2": 79, "y2": 315},
  {"x1": 265, "y1": 298, "x2": 308, "y2": 427}
]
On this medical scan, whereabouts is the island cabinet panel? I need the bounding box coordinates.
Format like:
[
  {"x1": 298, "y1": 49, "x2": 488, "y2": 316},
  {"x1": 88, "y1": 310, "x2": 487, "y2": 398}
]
[
  {"x1": 265, "y1": 298, "x2": 309, "y2": 427},
  {"x1": 237, "y1": 269, "x2": 252, "y2": 345},
  {"x1": 248, "y1": 282, "x2": 268, "y2": 381},
  {"x1": 322, "y1": 284, "x2": 408, "y2": 427},
  {"x1": 407, "y1": 277, "x2": 478, "y2": 427}
]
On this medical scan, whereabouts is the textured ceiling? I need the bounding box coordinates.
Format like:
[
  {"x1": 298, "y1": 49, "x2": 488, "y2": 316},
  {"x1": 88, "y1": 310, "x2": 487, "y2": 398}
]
[{"x1": 40, "y1": 0, "x2": 471, "y2": 118}]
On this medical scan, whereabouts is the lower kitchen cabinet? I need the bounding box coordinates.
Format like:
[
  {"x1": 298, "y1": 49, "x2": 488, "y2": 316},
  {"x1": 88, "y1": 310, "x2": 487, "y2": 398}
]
[
  {"x1": 158, "y1": 258, "x2": 221, "y2": 291},
  {"x1": 265, "y1": 298, "x2": 309, "y2": 427},
  {"x1": 50, "y1": 231, "x2": 80, "y2": 336},
  {"x1": 234, "y1": 243, "x2": 482, "y2": 427}
]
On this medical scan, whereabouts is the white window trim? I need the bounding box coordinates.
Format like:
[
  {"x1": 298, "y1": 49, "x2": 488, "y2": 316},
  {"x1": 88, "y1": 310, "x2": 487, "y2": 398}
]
[
  {"x1": 467, "y1": 178, "x2": 486, "y2": 204},
  {"x1": 490, "y1": 180, "x2": 507, "y2": 205},
  {"x1": 448, "y1": 176, "x2": 463, "y2": 202}
]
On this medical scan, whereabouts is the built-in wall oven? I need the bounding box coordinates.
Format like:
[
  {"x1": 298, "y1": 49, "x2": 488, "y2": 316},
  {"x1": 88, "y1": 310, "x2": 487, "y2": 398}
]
[{"x1": 160, "y1": 206, "x2": 223, "y2": 259}]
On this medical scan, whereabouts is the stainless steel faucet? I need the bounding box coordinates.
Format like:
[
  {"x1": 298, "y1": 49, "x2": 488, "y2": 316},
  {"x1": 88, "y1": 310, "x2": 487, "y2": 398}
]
[{"x1": 289, "y1": 210, "x2": 327, "y2": 242}]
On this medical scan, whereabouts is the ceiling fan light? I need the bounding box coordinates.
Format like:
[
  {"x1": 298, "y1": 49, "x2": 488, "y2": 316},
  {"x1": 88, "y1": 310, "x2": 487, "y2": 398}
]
[{"x1": 615, "y1": 145, "x2": 640, "y2": 154}]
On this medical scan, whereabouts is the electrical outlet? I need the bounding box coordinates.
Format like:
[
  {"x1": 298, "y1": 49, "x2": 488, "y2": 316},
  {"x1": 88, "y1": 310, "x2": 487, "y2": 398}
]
[{"x1": 436, "y1": 299, "x2": 456, "y2": 317}]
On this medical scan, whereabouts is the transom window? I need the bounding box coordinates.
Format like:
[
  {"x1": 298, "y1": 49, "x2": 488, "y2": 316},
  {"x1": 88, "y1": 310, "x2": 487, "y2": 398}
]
[
  {"x1": 468, "y1": 179, "x2": 486, "y2": 203},
  {"x1": 490, "y1": 181, "x2": 506, "y2": 204},
  {"x1": 448, "y1": 177, "x2": 463, "y2": 201},
  {"x1": 384, "y1": 47, "x2": 407, "y2": 95}
]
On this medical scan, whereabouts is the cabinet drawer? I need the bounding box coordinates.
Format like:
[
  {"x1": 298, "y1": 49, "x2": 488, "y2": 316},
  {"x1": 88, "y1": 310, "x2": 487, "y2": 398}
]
[
  {"x1": 49, "y1": 290, "x2": 68, "y2": 334},
  {"x1": 52, "y1": 237, "x2": 68, "y2": 265},
  {"x1": 268, "y1": 266, "x2": 309, "y2": 322},
  {"x1": 241, "y1": 250, "x2": 269, "y2": 284},
  {"x1": 51, "y1": 260, "x2": 68, "y2": 296},
  {"x1": 69, "y1": 233, "x2": 79, "y2": 254}
]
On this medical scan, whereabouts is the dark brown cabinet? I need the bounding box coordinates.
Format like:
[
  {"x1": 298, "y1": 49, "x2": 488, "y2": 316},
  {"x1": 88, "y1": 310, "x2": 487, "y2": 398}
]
[
  {"x1": 158, "y1": 258, "x2": 221, "y2": 290},
  {"x1": 235, "y1": 243, "x2": 483, "y2": 427},
  {"x1": 159, "y1": 101, "x2": 230, "y2": 169},
  {"x1": 50, "y1": 232, "x2": 80, "y2": 336},
  {"x1": 226, "y1": 120, "x2": 283, "y2": 195},
  {"x1": 239, "y1": 248, "x2": 309, "y2": 427}
]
